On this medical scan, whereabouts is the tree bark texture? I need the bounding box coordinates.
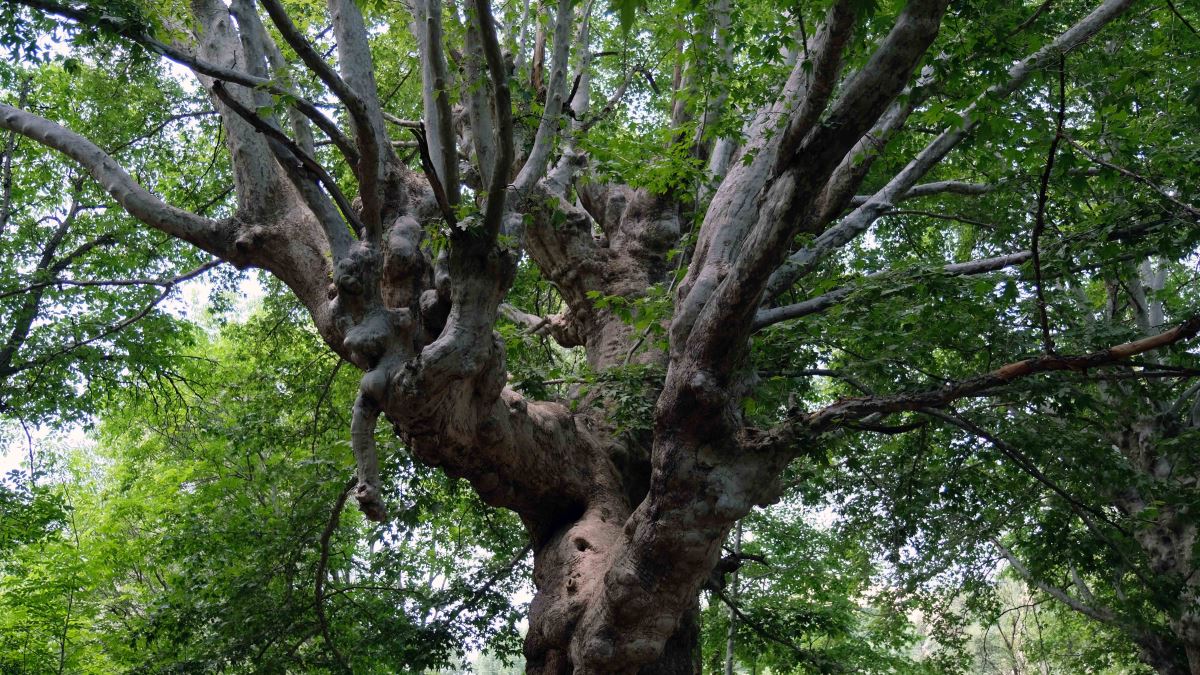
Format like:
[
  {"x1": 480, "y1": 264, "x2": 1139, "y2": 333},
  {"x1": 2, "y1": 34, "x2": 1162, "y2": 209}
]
[{"x1": 0, "y1": 0, "x2": 1155, "y2": 671}]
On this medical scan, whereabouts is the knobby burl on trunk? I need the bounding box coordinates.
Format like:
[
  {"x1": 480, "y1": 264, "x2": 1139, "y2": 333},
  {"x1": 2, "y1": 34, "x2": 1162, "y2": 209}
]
[{"x1": 0, "y1": 0, "x2": 1168, "y2": 670}]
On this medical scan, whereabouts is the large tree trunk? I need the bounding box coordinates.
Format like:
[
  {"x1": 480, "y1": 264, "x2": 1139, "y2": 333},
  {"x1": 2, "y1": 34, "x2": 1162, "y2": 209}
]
[
  {"x1": 643, "y1": 603, "x2": 701, "y2": 675},
  {"x1": 524, "y1": 509, "x2": 702, "y2": 674},
  {"x1": 1133, "y1": 632, "x2": 1190, "y2": 675},
  {"x1": 0, "y1": 0, "x2": 1145, "y2": 671}
]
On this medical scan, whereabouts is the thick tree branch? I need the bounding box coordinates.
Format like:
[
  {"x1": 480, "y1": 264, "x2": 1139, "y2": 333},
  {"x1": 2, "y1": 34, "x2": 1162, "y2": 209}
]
[
  {"x1": 804, "y1": 315, "x2": 1200, "y2": 431},
  {"x1": 210, "y1": 81, "x2": 358, "y2": 261},
  {"x1": 418, "y1": 0, "x2": 460, "y2": 206},
  {"x1": 229, "y1": 0, "x2": 318, "y2": 156},
  {"x1": 806, "y1": 67, "x2": 936, "y2": 232},
  {"x1": 682, "y1": 0, "x2": 950, "y2": 371},
  {"x1": 259, "y1": 0, "x2": 361, "y2": 126},
  {"x1": 764, "y1": 0, "x2": 1136, "y2": 300},
  {"x1": 512, "y1": 0, "x2": 573, "y2": 193},
  {"x1": 775, "y1": 0, "x2": 860, "y2": 164},
  {"x1": 472, "y1": 0, "x2": 514, "y2": 236},
  {"x1": 499, "y1": 303, "x2": 583, "y2": 347},
  {"x1": 0, "y1": 102, "x2": 232, "y2": 257},
  {"x1": 327, "y1": 0, "x2": 397, "y2": 241},
  {"x1": 459, "y1": 6, "x2": 499, "y2": 187},
  {"x1": 581, "y1": 4, "x2": 950, "y2": 668}
]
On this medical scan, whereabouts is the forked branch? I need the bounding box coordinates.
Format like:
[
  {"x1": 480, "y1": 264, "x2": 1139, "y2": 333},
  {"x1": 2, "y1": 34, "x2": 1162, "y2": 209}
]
[{"x1": 764, "y1": 0, "x2": 1137, "y2": 302}]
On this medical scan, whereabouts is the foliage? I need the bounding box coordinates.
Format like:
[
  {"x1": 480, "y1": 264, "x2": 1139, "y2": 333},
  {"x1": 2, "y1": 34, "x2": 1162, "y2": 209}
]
[
  {"x1": 699, "y1": 503, "x2": 936, "y2": 675},
  {"x1": 0, "y1": 297, "x2": 528, "y2": 672},
  {"x1": 1, "y1": 0, "x2": 1200, "y2": 671},
  {"x1": 0, "y1": 50, "x2": 237, "y2": 427}
]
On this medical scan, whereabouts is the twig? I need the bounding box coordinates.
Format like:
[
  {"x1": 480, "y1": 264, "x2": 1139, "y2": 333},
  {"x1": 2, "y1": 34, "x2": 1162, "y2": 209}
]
[
  {"x1": 315, "y1": 476, "x2": 356, "y2": 674},
  {"x1": 439, "y1": 543, "x2": 533, "y2": 624},
  {"x1": 1166, "y1": 0, "x2": 1199, "y2": 36},
  {"x1": 994, "y1": 540, "x2": 1118, "y2": 624},
  {"x1": 408, "y1": 125, "x2": 457, "y2": 228},
  {"x1": 0, "y1": 259, "x2": 224, "y2": 299},
  {"x1": 1008, "y1": 0, "x2": 1056, "y2": 37},
  {"x1": 922, "y1": 408, "x2": 1132, "y2": 540},
  {"x1": 711, "y1": 589, "x2": 839, "y2": 672},
  {"x1": 310, "y1": 360, "x2": 345, "y2": 458},
  {"x1": 888, "y1": 209, "x2": 995, "y2": 230},
  {"x1": 804, "y1": 314, "x2": 1200, "y2": 430},
  {"x1": 1031, "y1": 53, "x2": 1065, "y2": 355},
  {"x1": 19, "y1": 418, "x2": 34, "y2": 485},
  {"x1": 5, "y1": 260, "x2": 222, "y2": 376},
  {"x1": 846, "y1": 418, "x2": 928, "y2": 434},
  {"x1": 759, "y1": 368, "x2": 873, "y2": 396},
  {"x1": 1064, "y1": 135, "x2": 1200, "y2": 221}
]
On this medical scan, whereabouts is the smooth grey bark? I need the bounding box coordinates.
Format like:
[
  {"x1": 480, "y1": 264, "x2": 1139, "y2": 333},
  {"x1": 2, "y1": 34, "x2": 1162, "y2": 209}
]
[{"x1": 763, "y1": 0, "x2": 1139, "y2": 302}]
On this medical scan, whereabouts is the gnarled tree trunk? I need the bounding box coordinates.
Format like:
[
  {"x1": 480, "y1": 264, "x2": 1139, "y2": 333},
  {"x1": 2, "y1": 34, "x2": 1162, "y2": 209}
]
[{"x1": 0, "y1": 0, "x2": 1158, "y2": 671}]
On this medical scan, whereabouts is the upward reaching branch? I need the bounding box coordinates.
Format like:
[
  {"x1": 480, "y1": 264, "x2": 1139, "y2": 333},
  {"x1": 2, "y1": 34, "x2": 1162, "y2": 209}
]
[
  {"x1": 327, "y1": 0, "x2": 396, "y2": 241},
  {"x1": 764, "y1": 0, "x2": 1137, "y2": 302},
  {"x1": 419, "y1": 0, "x2": 460, "y2": 206},
  {"x1": 472, "y1": 0, "x2": 514, "y2": 236},
  {"x1": 512, "y1": 0, "x2": 573, "y2": 194}
]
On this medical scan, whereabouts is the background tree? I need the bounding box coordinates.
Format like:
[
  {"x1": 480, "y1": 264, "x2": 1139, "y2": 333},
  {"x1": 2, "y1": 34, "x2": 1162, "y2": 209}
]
[
  {"x1": 0, "y1": 0, "x2": 1198, "y2": 671},
  {"x1": 814, "y1": 257, "x2": 1200, "y2": 675},
  {"x1": 0, "y1": 298, "x2": 532, "y2": 672}
]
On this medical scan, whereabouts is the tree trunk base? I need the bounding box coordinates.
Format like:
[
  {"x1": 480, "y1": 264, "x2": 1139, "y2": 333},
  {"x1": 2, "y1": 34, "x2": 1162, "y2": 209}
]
[
  {"x1": 525, "y1": 598, "x2": 700, "y2": 674},
  {"x1": 636, "y1": 601, "x2": 700, "y2": 675}
]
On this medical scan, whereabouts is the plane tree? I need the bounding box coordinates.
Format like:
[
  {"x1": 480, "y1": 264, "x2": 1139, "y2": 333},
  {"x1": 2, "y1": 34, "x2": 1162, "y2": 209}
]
[{"x1": 1, "y1": 0, "x2": 1198, "y2": 671}]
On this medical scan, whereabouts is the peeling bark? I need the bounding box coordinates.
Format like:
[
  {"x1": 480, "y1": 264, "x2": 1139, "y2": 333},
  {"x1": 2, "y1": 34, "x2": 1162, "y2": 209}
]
[{"x1": 0, "y1": 0, "x2": 1151, "y2": 670}]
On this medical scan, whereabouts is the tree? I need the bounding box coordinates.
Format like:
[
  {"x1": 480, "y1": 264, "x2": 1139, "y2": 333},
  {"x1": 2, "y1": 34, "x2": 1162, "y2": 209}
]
[
  {"x1": 804, "y1": 261, "x2": 1200, "y2": 674},
  {"x1": 1, "y1": 0, "x2": 1198, "y2": 671},
  {"x1": 0, "y1": 302, "x2": 533, "y2": 672}
]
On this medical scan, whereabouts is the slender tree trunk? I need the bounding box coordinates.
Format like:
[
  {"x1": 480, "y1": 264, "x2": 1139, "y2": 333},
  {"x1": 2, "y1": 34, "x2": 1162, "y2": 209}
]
[{"x1": 724, "y1": 523, "x2": 741, "y2": 675}]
